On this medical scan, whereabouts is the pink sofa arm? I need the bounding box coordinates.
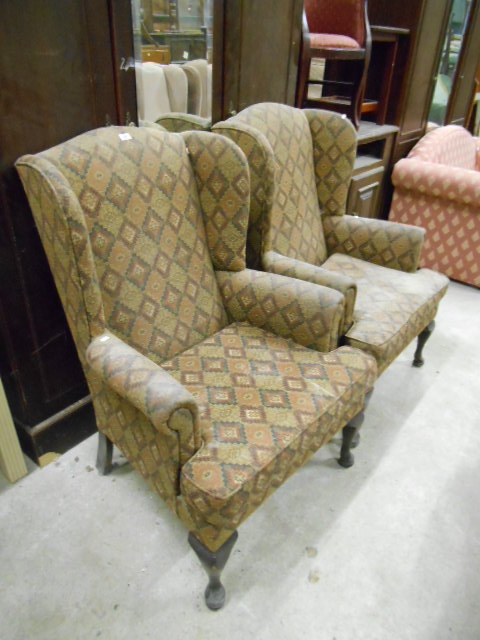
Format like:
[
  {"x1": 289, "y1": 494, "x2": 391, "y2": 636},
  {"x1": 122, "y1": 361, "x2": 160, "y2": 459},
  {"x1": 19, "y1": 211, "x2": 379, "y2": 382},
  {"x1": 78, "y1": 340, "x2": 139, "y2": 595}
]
[{"x1": 392, "y1": 158, "x2": 480, "y2": 209}]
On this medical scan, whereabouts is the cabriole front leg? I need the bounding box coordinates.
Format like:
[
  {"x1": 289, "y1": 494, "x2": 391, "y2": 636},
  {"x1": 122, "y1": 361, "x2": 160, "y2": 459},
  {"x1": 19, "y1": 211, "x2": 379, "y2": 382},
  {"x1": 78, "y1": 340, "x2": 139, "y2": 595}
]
[
  {"x1": 339, "y1": 425, "x2": 358, "y2": 468},
  {"x1": 188, "y1": 530, "x2": 238, "y2": 610},
  {"x1": 413, "y1": 321, "x2": 435, "y2": 368},
  {"x1": 338, "y1": 390, "x2": 373, "y2": 468}
]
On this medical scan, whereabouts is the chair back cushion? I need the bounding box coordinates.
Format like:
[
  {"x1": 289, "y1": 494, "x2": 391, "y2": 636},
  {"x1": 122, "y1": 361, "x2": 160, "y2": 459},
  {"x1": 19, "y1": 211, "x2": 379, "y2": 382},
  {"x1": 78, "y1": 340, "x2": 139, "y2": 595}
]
[
  {"x1": 408, "y1": 125, "x2": 477, "y2": 170},
  {"x1": 17, "y1": 127, "x2": 228, "y2": 365},
  {"x1": 305, "y1": 0, "x2": 365, "y2": 47},
  {"x1": 221, "y1": 103, "x2": 329, "y2": 266}
]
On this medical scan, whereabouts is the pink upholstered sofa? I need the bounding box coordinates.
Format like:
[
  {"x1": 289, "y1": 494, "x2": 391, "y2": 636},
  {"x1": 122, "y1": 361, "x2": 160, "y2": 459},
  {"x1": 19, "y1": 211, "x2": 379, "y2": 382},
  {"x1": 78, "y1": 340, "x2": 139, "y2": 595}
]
[{"x1": 390, "y1": 125, "x2": 480, "y2": 287}]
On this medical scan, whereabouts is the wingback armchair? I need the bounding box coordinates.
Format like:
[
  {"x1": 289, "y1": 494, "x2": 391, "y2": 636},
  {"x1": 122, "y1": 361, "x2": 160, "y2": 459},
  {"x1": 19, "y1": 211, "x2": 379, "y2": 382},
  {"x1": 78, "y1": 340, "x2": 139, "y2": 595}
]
[
  {"x1": 390, "y1": 124, "x2": 480, "y2": 287},
  {"x1": 213, "y1": 103, "x2": 449, "y2": 377},
  {"x1": 16, "y1": 126, "x2": 376, "y2": 609}
]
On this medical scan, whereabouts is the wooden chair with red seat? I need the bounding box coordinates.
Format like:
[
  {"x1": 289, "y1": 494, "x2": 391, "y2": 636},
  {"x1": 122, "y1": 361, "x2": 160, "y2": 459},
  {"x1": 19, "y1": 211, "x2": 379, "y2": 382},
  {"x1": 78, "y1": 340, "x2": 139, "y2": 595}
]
[{"x1": 296, "y1": 0, "x2": 371, "y2": 129}]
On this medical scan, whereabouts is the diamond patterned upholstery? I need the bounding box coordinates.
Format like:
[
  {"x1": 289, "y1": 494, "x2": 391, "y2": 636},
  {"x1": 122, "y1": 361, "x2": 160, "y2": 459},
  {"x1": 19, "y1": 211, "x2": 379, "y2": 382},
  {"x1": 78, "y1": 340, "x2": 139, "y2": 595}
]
[
  {"x1": 181, "y1": 131, "x2": 249, "y2": 272},
  {"x1": 322, "y1": 254, "x2": 447, "y2": 374},
  {"x1": 214, "y1": 103, "x2": 449, "y2": 375},
  {"x1": 390, "y1": 125, "x2": 480, "y2": 287},
  {"x1": 164, "y1": 322, "x2": 376, "y2": 550},
  {"x1": 16, "y1": 125, "x2": 376, "y2": 569},
  {"x1": 215, "y1": 104, "x2": 329, "y2": 266}
]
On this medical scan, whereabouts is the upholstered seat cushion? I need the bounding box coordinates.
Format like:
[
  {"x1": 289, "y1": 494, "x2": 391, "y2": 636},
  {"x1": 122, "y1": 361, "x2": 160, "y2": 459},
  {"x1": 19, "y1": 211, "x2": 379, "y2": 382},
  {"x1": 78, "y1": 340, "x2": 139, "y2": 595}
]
[
  {"x1": 321, "y1": 254, "x2": 449, "y2": 373},
  {"x1": 162, "y1": 322, "x2": 376, "y2": 525},
  {"x1": 310, "y1": 33, "x2": 361, "y2": 49}
]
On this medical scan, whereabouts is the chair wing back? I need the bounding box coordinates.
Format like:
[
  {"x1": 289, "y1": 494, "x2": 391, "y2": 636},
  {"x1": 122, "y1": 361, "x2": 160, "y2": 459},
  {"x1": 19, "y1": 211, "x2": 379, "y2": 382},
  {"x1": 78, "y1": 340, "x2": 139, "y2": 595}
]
[
  {"x1": 180, "y1": 130, "x2": 250, "y2": 272},
  {"x1": 304, "y1": 109, "x2": 357, "y2": 217},
  {"x1": 16, "y1": 127, "x2": 228, "y2": 367},
  {"x1": 216, "y1": 102, "x2": 329, "y2": 267},
  {"x1": 305, "y1": 0, "x2": 366, "y2": 46},
  {"x1": 408, "y1": 124, "x2": 477, "y2": 169}
]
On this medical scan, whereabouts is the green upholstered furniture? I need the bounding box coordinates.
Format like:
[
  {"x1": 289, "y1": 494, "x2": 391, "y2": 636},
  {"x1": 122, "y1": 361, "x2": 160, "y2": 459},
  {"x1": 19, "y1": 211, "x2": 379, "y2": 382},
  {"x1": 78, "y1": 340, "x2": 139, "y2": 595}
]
[
  {"x1": 213, "y1": 103, "x2": 449, "y2": 377},
  {"x1": 16, "y1": 125, "x2": 376, "y2": 609}
]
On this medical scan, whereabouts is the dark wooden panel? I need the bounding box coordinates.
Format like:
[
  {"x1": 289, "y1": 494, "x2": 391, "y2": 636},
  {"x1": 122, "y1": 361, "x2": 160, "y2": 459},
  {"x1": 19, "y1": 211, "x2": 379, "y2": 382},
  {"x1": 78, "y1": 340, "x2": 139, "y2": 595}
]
[
  {"x1": 212, "y1": 0, "x2": 303, "y2": 121},
  {"x1": 368, "y1": 0, "x2": 422, "y2": 29},
  {"x1": 368, "y1": 0, "x2": 452, "y2": 163},
  {"x1": 446, "y1": 0, "x2": 480, "y2": 126},
  {"x1": 0, "y1": 1, "x2": 117, "y2": 158},
  {"x1": 212, "y1": 0, "x2": 227, "y2": 124},
  {"x1": 368, "y1": 0, "x2": 423, "y2": 125},
  {"x1": 0, "y1": 0, "x2": 136, "y2": 459},
  {"x1": 237, "y1": 0, "x2": 302, "y2": 110}
]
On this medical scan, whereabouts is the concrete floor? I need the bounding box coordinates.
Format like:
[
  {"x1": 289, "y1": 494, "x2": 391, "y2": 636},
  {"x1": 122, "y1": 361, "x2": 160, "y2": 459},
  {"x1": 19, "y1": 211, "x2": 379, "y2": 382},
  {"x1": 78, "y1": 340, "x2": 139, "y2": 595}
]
[{"x1": 1, "y1": 280, "x2": 479, "y2": 640}]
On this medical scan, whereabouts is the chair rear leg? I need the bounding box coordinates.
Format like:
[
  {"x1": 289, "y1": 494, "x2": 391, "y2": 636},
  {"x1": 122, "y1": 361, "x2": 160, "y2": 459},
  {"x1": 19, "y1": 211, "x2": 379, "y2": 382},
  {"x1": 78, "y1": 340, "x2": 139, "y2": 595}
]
[
  {"x1": 189, "y1": 530, "x2": 238, "y2": 610},
  {"x1": 413, "y1": 321, "x2": 435, "y2": 368},
  {"x1": 96, "y1": 431, "x2": 113, "y2": 475},
  {"x1": 338, "y1": 390, "x2": 372, "y2": 468},
  {"x1": 296, "y1": 52, "x2": 312, "y2": 108},
  {"x1": 350, "y1": 59, "x2": 368, "y2": 129}
]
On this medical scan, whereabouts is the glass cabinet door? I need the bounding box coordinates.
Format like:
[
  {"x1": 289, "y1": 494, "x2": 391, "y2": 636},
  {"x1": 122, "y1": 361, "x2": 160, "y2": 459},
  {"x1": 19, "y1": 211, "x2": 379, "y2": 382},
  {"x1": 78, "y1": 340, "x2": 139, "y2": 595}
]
[
  {"x1": 428, "y1": 0, "x2": 473, "y2": 125},
  {"x1": 131, "y1": 0, "x2": 213, "y2": 123}
]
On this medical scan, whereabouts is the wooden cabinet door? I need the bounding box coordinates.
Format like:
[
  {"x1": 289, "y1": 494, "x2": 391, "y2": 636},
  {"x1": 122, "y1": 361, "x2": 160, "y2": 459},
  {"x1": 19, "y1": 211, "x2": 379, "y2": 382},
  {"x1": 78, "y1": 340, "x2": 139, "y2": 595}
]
[
  {"x1": 212, "y1": 0, "x2": 303, "y2": 122},
  {"x1": 396, "y1": 0, "x2": 451, "y2": 154},
  {"x1": 347, "y1": 167, "x2": 385, "y2": 218},
  {"x1": 368, "y1": 0, "x2": 452, "y2": 161},
  {"x1": 0, "y1": 0, "x2": 136, "y2": 460}
]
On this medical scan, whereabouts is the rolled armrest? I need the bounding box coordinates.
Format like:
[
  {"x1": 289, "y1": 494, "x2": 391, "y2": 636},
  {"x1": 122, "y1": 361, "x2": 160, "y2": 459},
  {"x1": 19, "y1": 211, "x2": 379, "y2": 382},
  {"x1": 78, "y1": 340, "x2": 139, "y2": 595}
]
[
  {"x1": 87, "y1": 331, "x2": 200, "y2": 461},
  {"x1": 392, "y1": 158, "x2": 480, "y2": 208},
  {"x1": 216, "y1": 268, "x2": 345, "y2": 353},
  {"x1": 263, "y1": 250, "x2": 356, "y2": 333},
  {"x1": 155, "y1": 113, "x2": 211, "y2": 132},
  {"x1": 323, "y1": 214, "x2": 425, "y2": 273}
]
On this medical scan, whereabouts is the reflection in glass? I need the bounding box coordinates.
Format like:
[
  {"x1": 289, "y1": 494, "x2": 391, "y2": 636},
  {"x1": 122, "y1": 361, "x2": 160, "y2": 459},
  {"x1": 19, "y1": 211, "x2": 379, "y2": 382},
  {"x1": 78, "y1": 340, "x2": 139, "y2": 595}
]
[
  {"x1": 428, "y1": 0, "x2": 472, "y2": 126},
  {"x1": 131, "y1": 1, "x2": 213, "y2": 124}
]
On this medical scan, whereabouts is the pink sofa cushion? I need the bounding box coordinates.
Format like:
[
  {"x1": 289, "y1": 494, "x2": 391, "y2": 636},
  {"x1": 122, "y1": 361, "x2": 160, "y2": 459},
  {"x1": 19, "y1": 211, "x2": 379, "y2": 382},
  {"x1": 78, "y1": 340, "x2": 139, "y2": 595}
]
[
  {"x1": 408, "y1": 125, "x2": 477, "y2": 170},
  {"x1": 310, "y1": 33, "x2": 361, "y2": 49}
]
